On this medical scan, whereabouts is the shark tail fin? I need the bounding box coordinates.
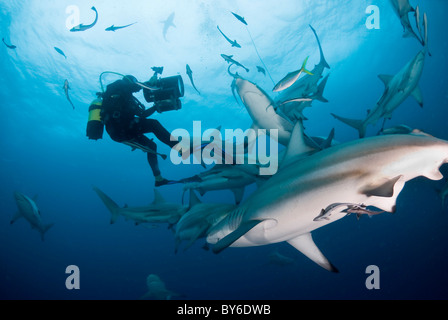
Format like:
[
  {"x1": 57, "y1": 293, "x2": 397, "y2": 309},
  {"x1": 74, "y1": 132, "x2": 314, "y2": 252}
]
[
  {"x1": 92, "y1": 186, "x2": 121, "y2": 224},
  {"x1": 301, "y1": 56, "x2": 314, "y2": 76},
  {"x1": 314, "y1": 73, "x2": 330, "y2": 103},
  {"x1": 309, "y1": 24, "x2": 330, "y2": 69},
  {"x1": 331, "y1": 113, "x2": 367, "y2": 138},
  {"x1": 40, "y1": 223, "x2": 54, "y2": 241}
]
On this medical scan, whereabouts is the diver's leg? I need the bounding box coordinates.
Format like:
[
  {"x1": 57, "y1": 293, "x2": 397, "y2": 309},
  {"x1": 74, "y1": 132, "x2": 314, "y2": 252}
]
[{"x1": 137, "y1": 119, "x2": 177, "y2": 148}]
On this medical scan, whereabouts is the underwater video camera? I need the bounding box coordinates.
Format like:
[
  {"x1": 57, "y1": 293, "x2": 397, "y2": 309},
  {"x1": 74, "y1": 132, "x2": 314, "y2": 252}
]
[{"x1": 142, "y1": 66, "x2": 184, "y2": 113}]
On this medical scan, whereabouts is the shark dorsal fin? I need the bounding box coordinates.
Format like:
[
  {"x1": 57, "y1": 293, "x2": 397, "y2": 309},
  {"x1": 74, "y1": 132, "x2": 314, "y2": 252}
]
[
  {"x1": 189, "y1": 190, "x2": 202, "y2": 208},
  {"x1": 152, "y1": 189, "x2": 166, "y2": 205},
  {"x1": 281, "y1": 121, "x2": 315, "y2": 167},
  {"x1": 287, "y1": 233, "x2": 338, "y2": 272},
  {"x1": 378, "y1": 74, "x2": 394, "y2": 87}
]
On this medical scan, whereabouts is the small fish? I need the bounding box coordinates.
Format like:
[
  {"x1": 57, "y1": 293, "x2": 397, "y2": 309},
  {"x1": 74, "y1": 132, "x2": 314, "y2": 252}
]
[
  {"x1": 273, "y1": 56, "x2": 314, "y2": 92},
  {"x1": 54, "y1": 47, "x2": 67, "y2": 59},
  {"x1": 105, "y1": 22, "x2": 137, "y2": 32},
  {"x1": 217, "y1": 25, "x2": 241, "y2": 48},
  {"x1": 63, "y1": 79, "x2": 75, "y2": 110},
  {"x1": 186, "y1": 64, "x2": 201, "y2": 95},
  {"x1": 70, "y1": 6, "x2": 98, "y2": 32},
  {"x1": 231, "y1": 12, "x2": 248, "y2": 25},
  {"x1": 279, "y1": 98, "x2": 313, "y2": 106},
  {"x1": 313, "y1": 203, "x2": 384, "y2": 222},
  {"x1": 256, "y1": 66, "x2": 266, "y2": 76},
  {"x1": 2, "y1": 38, "x2": 16, "y2": 49},
  {"x1": 221, "y1": 54, "x2": 249, "y2": 73}
]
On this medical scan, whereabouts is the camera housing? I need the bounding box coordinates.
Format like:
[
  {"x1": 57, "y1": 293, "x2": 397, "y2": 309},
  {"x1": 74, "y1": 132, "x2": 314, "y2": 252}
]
[{"x1": 143, "y1": 75, "x2": 184, "y2": 113}]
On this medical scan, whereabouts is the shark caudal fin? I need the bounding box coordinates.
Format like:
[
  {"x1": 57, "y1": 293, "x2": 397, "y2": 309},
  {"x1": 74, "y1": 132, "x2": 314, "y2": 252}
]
[
  {"x1": 40, "y1": 223, "x2": 54, "y2": 241},
  {"x1": 331, "y1": 113, "x2": 367, "y2": 138},
  {"x1": 92, "y1": 186, "x2": 121, "y2": 224}
]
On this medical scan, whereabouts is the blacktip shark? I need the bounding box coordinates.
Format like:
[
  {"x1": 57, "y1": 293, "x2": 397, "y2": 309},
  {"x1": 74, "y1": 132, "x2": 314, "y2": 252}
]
[
  {"x1": 174, "y1": 190, "x2": 236, "y2": 253},
  {"x1": 140, "y1": 274, "x2": 181, "y2": 300},
  {"x1": 186, "y1": 64, "x2": 201, "y2": 95},
  {"x1": 233, "y1": 76, "x2": 294, "y2": 147},
  {"x1": 182, "y1": 164, "x2": 260, "y2": 205},
  {"x1": 217, "y1": 25, "x2": 241, "y2": 48},
  {"x1": 221, "y1": 54, "x2": 249, "y2": 73},
  {"x1": 162, "y1": 12, "x2": 176, "y2": 41},
  {"x1": 11, "y1": 192, "x2": 54, "y2": 241},
  {"x1": 332, "y1": 16, "x2": 428, "y2": 138},
  {"x1": 389, "y1": 0, "x2": 424, "y2": 46},
  {"x1": 63, "y1": 79, "x2": 75, "y2": 110},
  {"x1": 105, "y1": 22, "x2": 137, "y2": 32},
  {"x1": 231, "y1": 12, "x2": 248, "y2": 25},
  {"x1": 93, "y1": 186, "x2": 187, "y2": 226},
  {"x1": 70, "y1": 6, "x2": 98, "y2": 32},
  {"x1": 207, "y1": 124, "x2": 448, "y2": 272}
]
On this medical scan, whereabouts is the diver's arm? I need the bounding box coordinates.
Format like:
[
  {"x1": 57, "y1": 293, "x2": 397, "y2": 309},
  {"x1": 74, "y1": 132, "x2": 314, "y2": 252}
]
[{"x1": 141, "y1": 106, "x2": 157, "y2": 118}]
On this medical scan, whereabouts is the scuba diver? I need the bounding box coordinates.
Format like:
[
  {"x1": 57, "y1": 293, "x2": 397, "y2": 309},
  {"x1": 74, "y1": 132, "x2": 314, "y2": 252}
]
[{"x1": 100, "y1": 72, "x2": 183, "y2": 187}]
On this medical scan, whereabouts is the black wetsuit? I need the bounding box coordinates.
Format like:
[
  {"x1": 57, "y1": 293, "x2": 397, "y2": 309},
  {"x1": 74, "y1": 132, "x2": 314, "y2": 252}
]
[{"x1": 102, "y1": 79, "x2": 177, "y2": 177}]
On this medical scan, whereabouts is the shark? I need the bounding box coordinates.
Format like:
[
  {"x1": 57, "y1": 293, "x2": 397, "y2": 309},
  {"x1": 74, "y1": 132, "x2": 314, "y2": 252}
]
[
  {"x1": 105, "y1": 22, "x2": 137, "y2": 32},
  {"x1": 275, "y1": 25, "x2": 330, "y2": 121},
  {"x1": 140, "y1": 274, "x2": 181, "y2": 300},
  {"x1": 186, "y1": 64, "x2": 200, "y2": 95},
  {"x1": 92, "y1": 186, "x2": 187, "y2": 226},
  {"x1": 63, "y1": 79, "x2": 75, "y2": 110},
  {"x1": 217, "y1": 25, "x2": 241, "y2": 48},
  {"x1": 332, "y1": 17, "x2": 428, "y2": 138},
  {"x1": 54, "y1": 47, "x2": 67, "y2": 59},
  {"x1": 231, "y1": 12, "x2": 248, "y2": 25},
  {"x1": 233, "y1": 76, "x2": 294, "y2": 147},
  {"x1": 207, "y1": 124, "x2": 448, "y2": 272},
  {"x1": 174, "y1": 190, "x2": 236, "y2": 253},
  {"x1": 221, "y1": 54, "x2": 249, "y2": 73},
  {"x1": 182, "y1": 164, "x2": 260, "y2": 205},
  {"x1": 389, "y1": 0, "x2": 424, "y2": 45},
  {"x1": 11, "y1": 192, "x2": 54, "y2": 241},
  {"x1": 70, "y1": 6, "x2": 98, "y2": 32},
  {"x1": 162, "y1": 12, "x2": 176, "y2": 41}
]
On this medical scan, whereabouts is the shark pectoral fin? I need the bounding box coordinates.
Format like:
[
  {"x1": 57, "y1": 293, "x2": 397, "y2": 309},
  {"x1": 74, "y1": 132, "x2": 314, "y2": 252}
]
[
  {"x1": 231, "y1": 187, "x2": 245, "y2": 205},
  {"x1": 189, "y1": 190, "x2": 202, "y2": 208},
  {"x1": 378, "y1": 74, "x2": 394, "y2": 87},
  {"x1": 212, "y1": 220, "x2": 265, "y2": 254},
  {"x1": 10, "y1": 211, "x2": 23, "y2": 224},
  {"x1": 152, "y1": 189, "x2": 166, "y2": 205},
  {"x1": 287, "y1": 233, "x2": 338, "y2": 272},
  {"x1": 360, "y1": 175, "x2": 403, "y2": 198},
  {"x1": 411, "y1": 86, "x2": 424, "y2": 107}
]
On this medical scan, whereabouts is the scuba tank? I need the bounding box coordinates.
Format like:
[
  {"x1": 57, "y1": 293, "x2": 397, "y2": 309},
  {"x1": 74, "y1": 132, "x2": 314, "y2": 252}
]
[{"x1": 86, "y1": 94, "x2": 104, "y2": 140}]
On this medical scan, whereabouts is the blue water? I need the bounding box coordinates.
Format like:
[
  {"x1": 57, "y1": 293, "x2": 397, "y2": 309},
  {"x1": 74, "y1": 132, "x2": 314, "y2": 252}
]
[{"x1": 1, "y1": 0, "x2": 448, "y2": 300}]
